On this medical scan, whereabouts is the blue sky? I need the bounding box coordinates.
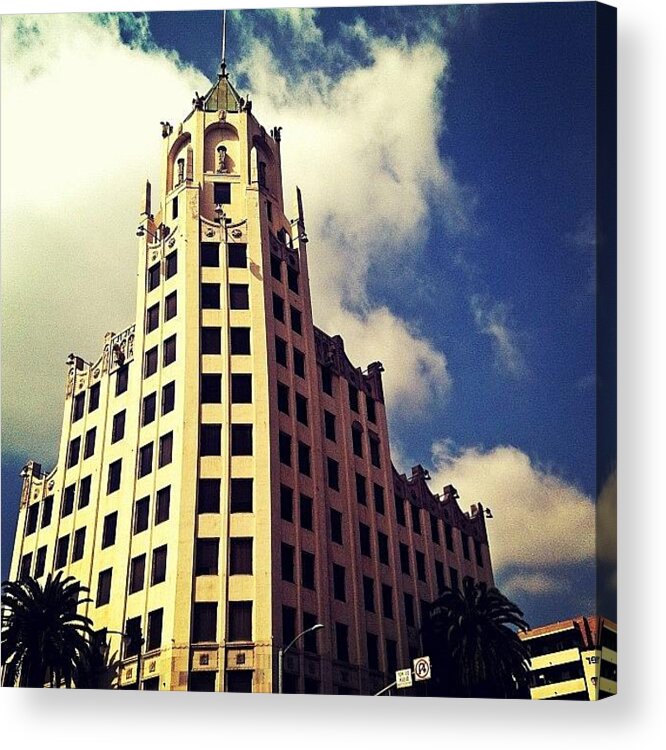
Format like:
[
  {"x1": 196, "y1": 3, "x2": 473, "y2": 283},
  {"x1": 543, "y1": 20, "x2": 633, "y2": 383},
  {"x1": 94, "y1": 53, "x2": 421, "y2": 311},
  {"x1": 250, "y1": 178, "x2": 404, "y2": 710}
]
[{"x1": 1, "y1": 4, "x2": 613, "y2": 628}]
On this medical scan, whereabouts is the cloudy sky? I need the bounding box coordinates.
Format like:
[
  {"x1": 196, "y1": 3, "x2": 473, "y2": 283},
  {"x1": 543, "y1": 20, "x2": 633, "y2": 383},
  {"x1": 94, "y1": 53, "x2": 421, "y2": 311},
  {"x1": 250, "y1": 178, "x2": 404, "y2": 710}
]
[{"x1": 0, "y1": 4, "x2": 612, "y2": 627}]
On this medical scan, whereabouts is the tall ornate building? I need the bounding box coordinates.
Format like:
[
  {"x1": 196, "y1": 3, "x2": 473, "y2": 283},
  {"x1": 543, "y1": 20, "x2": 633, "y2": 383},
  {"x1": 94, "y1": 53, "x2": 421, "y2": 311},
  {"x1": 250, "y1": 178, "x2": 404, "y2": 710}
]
[{"x1": 8, "y1": 60, "x2": 494, "y2": 693}]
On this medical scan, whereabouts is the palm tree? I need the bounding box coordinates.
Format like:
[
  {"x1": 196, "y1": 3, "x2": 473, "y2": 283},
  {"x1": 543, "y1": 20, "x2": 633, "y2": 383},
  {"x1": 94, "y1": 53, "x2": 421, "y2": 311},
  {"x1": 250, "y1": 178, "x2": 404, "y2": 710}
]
[
  {"x1": 2, "y1": 572, "x2": 94, "y2": 688},
  {"x1": 421, "y1": 577, "x2": 531, "y2": 699}
]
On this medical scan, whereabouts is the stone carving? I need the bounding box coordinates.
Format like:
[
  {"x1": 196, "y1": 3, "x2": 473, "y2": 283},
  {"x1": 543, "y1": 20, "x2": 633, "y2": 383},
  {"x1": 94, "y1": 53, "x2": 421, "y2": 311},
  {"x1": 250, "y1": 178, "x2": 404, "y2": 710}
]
[
  {"x1": 177, "y1": 158, "x2": 185, "y2": 185},
  {"x1": 231, "y1": 228, "x2": 243, "y2": 239},
  {"x1": 216, "y1": 144, "x2": 228, "y2": 173},
  {"x1": 160, "y1": 121, "x2": 173, "y2": 138},
  {"x1": 192, "y1": 92, "x2": 205, "y2": 110},
  {"x1": 109, "y1": 325, "x2": 136, "y2": 373},
  {"x1": 168, "y1": 237, "x2": 176, "y2": 249},
  {"x1": 205, "y1": 227, "x2": 216, "y2": 238},
  {"x1": 219, "y1": 110, "x2": 227, "y2": 121}
]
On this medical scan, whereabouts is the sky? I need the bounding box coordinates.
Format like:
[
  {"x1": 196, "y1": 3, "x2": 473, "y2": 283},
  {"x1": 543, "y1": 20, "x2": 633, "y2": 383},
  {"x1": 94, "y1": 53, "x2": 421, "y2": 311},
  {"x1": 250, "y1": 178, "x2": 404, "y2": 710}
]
[{"x1": 0, "y1": 3, "x2": 615, "y2": 628}]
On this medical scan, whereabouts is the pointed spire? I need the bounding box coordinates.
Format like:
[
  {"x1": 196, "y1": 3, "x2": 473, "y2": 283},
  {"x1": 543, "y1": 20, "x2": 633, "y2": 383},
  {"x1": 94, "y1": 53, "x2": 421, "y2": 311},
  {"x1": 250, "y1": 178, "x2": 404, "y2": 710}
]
[{"x1": 219, "y1": 9, "x2": 228, "y2": 79}]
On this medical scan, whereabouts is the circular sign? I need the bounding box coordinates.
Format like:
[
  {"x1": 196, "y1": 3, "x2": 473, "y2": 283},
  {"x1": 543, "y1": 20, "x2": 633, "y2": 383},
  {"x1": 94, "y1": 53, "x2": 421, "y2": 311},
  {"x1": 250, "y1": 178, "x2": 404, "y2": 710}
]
[{"x1": 413, "y1": 656, "x2": 431, "y2": 681}]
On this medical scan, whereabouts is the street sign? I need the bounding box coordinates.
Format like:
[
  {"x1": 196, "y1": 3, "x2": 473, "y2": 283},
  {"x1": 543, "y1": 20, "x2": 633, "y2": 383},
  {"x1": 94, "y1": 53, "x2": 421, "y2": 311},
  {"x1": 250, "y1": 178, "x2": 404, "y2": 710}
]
[
  {"x1": 413, "y1": 656, "x2": 431, "y2": 682},
  {"x1": 396, "y1": 668, "x2": 413, "y2": 689}
]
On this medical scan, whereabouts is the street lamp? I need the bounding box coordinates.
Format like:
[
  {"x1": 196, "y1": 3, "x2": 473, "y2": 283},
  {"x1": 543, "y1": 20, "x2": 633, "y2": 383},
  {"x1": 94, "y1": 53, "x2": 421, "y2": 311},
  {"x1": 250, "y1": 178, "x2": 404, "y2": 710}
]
[{"x1": 278, "y1": 623, "x2": 324, "y2": 694}]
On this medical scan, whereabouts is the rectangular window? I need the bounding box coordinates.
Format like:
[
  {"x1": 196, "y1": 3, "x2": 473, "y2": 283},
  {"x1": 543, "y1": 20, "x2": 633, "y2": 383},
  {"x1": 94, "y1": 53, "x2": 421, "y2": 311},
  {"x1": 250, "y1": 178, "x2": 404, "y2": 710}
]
[
  {"x1": 373, "y1": 483, "x2": 385, "y2": 515},
  {"x1": 96, "y1": 569, "x2": 112, "y2": 607},
  {"x1": 287, "y1": 266, "x2": 299, "y2": 294},
  {"x1": 275, "y1": 336, "x2": 288, "y2": 367},
  {"x1": 67, "y1": 437, "x2": 80, "y2": 468},
  {"x1": 461, "y1": 532, "x2": 471, "y2": 560},
  {"x1": 449, "y1": 566, "x2": 459, "y2": 591},
  {"x1": 195, "y1": 538, "x2": 219, "y2": 575},
  {"x1": 19, "y1": 552, "x2": 32, "y2": 580},
  {"x1": 162, "y1": 381, "x2": 175, "y2": 414},
  {"x1": 124, "y1": 617, "x2": 143, "y2": 658},
  {"x1": 295, "y1": 393, "x2": 308, "y2": 425},
  {"x1": 147, "y1": 263, "x2": 160, "y2": 291},
  {"x1": 201, "y1": 242, "x2": 220, "y2": 267},
  {"x1": 430, "y1": 514, "x2": 440, "y2": 545},
  {"x1": 298, "y1": 441, "x2": 311, "y2": 476},
  {"x1": 355, "y1": 473, "x2": 367, "y2": 505},
  {"x1": 394, "y1": 493, "x2": 406, "y2": 526},
  {"x1": 83, "y1": 427, "x2": 96, "y2": 459},
  {"x1": 303, "y1": 612, "x2": 318, "y2": 653},
  {"x1": 89, "y1": 383, "x2": 100, "y2": 412},
  {"x1": 165, "y1": 250, "x2": 177, "y2": 279},
  {"x1": 229, "y1": 284, "x2": 249, "y2": 309},
  {"x1": 198, "y1": 478, "x2": 220, "y2": 514},
  {"x1": 435, "y1": 560, "x2": 446, "y2": 593},
  {"x1": 142, "y1": 392, "x2": 156, "y2": 425},
  {"x1": 73, "y1": 392, "x2": 85, "y2": 422},
  {"x1": 370, "y1": 435, "x2": 381, "y2": 467},
  {"x1": 324, "y1": 411, "x2": 336, "y2": 441},
  {"x1": 399, "y1": 543, "x2": 410, "y2": 575},
  {"x1": 138, "y1": 442, "x2": 153, "y2": 478},
  {"x1": 363, "y1": 576, "x2": 375, "y2": 612},
  {"x1": 129, "y1": 554, "x2": 146, "y2": 594},
  {"x1": 327, "y1": 457, "x2": 339, "y2": 491},
  {"x1": 230, "y1": 478, "x2": 252, "y2": 513},
  {"x1": 272, "y1": 292, "x2": 285, "y2": 322},
  {"x1": 134, "y1": 496, "x2": 150, "y2": 534},
  {"x1": 335, "y1": 622, "x2": 349, "y2": 662},
  {"x1": 300, "y1": 494, "x2": 313, "y2": 531},
  {"x1": 101, "y1": 512, "x2": 117, "y2": 548},
  {"x1": 214, "y1": 181, "x2": 231, "y2": 205},
  {"x1": 293, "y1": 348, "x2": 305, "y2": 378},
  {"x1": 348, "y1": 384, "x2": 359, "y2": 412},
  {"x1": 192, "y1": 602, "x2": 217, "y2": 643},
  {"x1": 290, "y1": 306, "x2": 302, "y2": 334},
  {"x1": 411, "y1": 503, "x2": 422, "y2": 534},
  {"x1": 382, "y1": 584, "x2": 394, "y2": 619},
  {"x1": 444, "y1": 522, "x2": 454, "y2": 551},
  {"x1": 416, "y1": 550, "x2": 427, "y2": 582},
  {"x1": 231, "y1": 424, "x2": 253, "y2": 455},
  {"x1": 34, "y1": 546, "x2": 47, "y2": 579},
  {"x1": 359, "y1": 522, "x2": 371, "y2": 557},
  {"x1": 107, "y1": 459, "x2": 122, "y2": 493},
  {"x1": 61, "y1": 484, "x2": 75, "y2": 517},
  {"x1": 151, "y1": 545, "x2": 167, "y2": 585},
  {"x1": 165, "y1": 290, "x2": 177, "y2": 321},
  {"x1": 156, "y1": 486, "x2": 170, "y2": 524},
  {"x1": 282, "y1": 606, "x2": 296, "y2": 646},
  {"x1": 333, "y1": 564, "x2": 346, "y2": 602},
  {"x1": 330, "y1": 508, "x2": 343, "y2": 544},
  {"x1": 228, "y1": 243, "x2": 247, "y2": 268},
  {"x1": 163, "y1": 334, "x2": 176, "y2": 367},
  {"x1": 112, "y1": 410, "x2": 126, "y2": 443},
  {"x1": 279, "y1": 431, "x2": 292, "y2": 466},
  {"x1": 172, "y1": 194, "x2": 179, "y2": 220},
  {"x1": 378, "y1": 532, "x2": 389, "y2": 566},
  {"x1": 281, "y1": 542, "x2": 295, "y2": 582},
  {"x1": 230, "y1": 327, "x2": 251, "y2": 355},
  {"x1": 72, "y1": 528, "x2": 86, "y2": 562},
  {"x1": 366, "y1": 394, "x2": 376, "y2": 423},
  {"x1": 201, "y1": 282, "x2": 221, "y2": 309},
  {"x1": 202, "y1": 326, "x2": 222, "y2": 354},
  {"x1": 230, "y1": 537, "x2": 253, "y2": 575},
  {"x1": 228, "y1": 601, "x2": 252, "y2": 642},
  {"x1": 280, "y1": 484, "x2": 293, "y2": 522},
  {"x1": 227, "y1": 671, "x2": 253, "y2": 694},
  {"x1": 301, "y1": 551, "x2": 315, "y2": 589},
  {"x1": 41, "y1": 496, "x2": 54, "y2": 528},
  {"x1": 55, "y1": 535, "x2": 69, "y2": 569},
  {"x1": 367, "y1": 633, "x2": 379, "y2": 671},
  {"x1": 404, "y1": 592, "x2": 415, "y2": 627},
  {"x1": 200, "y1": 424, "x2": 222, "y2": 456},
  {"x1": 266, "y1": 200, "x2": 273, "y2": 221},
  {"x1": 26, "y1": 504, "x2": 39, "y2": 535},
  {"x1": 474, "y1": 539, "x2": 484, "y2": 567},
  {"x1": 144, "y1": 346, "x2": 158, "y2": 378},
  {"x1": 270, "y1": 253, "x2": 281, "y2": 280},
  {"x1": 147, "y1": 608, "x2": 164, "y2": 651},
  {"x1": 201, "y1": 373, "x2": 222, "y2": 403},
  {"x1": 231, "y1": 374, "x2": 252, "y2": 403},
  {"x1": 115, "y1": 365, "x2": 129, "y2": 395},
  {"x1": 277, "y1": 382, "x2": 290, "y2": 414},
  {"x1": 351, "y1": 426, "x2": 363, "y2": 458},
  {"x1": 321, "y1": 367, "x2": 333, "y2": 396}
]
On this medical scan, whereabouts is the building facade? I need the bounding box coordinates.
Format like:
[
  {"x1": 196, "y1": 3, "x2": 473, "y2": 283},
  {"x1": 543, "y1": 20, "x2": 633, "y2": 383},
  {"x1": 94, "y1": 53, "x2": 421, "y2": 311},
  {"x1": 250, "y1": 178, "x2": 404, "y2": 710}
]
[
  {"x1": 520, "y1": 615, "x2": 617, "y2": 700},
  {"x1": 8, "y1": 64, "x2": 494, "y2": 694}
]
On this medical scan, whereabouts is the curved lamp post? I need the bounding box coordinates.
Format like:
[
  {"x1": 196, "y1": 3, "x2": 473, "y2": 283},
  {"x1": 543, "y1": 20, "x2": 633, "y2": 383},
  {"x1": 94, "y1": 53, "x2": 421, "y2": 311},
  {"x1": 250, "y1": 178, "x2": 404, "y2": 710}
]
[{"x1": 278, "y1": 623, "x2": 324, "y2": 694}]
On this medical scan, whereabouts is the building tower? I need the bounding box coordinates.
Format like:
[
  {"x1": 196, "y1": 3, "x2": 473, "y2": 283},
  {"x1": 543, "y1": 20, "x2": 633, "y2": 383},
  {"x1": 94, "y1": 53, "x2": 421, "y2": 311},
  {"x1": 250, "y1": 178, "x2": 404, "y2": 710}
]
[{"x1": 8, "y1": 54, "x2": 494, "y2": 694}]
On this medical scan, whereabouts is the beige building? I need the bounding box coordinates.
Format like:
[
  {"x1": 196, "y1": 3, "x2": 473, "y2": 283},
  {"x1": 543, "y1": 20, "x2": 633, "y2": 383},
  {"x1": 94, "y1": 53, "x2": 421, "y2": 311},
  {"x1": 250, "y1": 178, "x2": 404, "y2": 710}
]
[
  {"x1": 8, "y1": 61, "x2": 494, "y2": 693},
  {"x1": 520, "y1": 615, "x2": 617, "y2": 700}
]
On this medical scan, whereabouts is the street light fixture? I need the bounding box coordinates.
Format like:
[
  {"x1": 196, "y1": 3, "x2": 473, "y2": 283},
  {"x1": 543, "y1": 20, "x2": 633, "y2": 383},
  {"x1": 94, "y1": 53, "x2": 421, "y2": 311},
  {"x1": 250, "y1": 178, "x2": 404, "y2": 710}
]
[{"x1": 278, "y1": 623, "x2": 324, "y2": 694}]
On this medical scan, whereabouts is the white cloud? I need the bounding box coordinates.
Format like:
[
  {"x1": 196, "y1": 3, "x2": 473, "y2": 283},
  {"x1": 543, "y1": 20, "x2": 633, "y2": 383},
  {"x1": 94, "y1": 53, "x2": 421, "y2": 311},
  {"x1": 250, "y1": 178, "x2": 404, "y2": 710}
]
[
  {"x1": 502, "y1": 572, "x2": 569, "y2": 598},
  {"x1": 470, "y1": 294, "x2": 528, "y2": 378}
]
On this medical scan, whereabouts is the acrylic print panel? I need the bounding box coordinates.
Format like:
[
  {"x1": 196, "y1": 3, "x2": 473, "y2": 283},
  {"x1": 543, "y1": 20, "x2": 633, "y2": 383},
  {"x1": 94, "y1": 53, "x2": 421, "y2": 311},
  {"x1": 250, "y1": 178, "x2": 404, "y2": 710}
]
[{"x1": 0, "y1": 3, "x2": 616, "y2": 699}]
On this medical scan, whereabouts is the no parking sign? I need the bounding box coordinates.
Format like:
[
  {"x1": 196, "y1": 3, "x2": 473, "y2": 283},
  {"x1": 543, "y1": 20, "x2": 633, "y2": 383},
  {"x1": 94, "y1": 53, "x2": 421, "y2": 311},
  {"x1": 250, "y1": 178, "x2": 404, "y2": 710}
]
[{"x1": 413, "y1": 656, "x2": 431, "y2": 682}]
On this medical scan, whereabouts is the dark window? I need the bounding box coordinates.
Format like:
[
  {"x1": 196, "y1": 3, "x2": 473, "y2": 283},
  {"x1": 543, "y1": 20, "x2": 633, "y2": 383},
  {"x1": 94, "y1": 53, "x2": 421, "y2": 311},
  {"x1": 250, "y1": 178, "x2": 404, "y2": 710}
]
[
  {"x1": 156, "y1": 486, "x2": 170, "y2": 524},
  {"x1": 82, "y1": 427, "x2": 94, "y2": 460},
  {"x1": 378, "y1": 532, "x2": 389, "y2": 566},
  {"x1": 303, "y1": 612, "x2": 319, "y2": 653},
  {"x1": 295, "y1": 393, "x2": 308, "y2": 425},
  {"x1": 335, "y1": 622, "x2": 349, "y2": 662},
  {"x1": 112, "y1": 410, "x2": 126, "y2": 443},
  {"x1": 430, "y1": 515, "x2": 440, "y2": 545},
  {"x1": 67, "y1": 437, "x2": 80, "y2": 468},
  {"x1": 230, "y1": 478, "x2": 253, "y2": 513},
  {"x1": 321, "y1": 367, "x2": 333, "y2": 396},
  {"x1": 227, "y1": 671, "x2": 253, "y2": 693},
  {"x1": 404, "y1": 593, "x2": 415, "y2": 627},
  {"x1": 200, "y1": 424, "x2": 222, "y2": 456},
  {"x1": 229, "y1": 284, "x2": 249, "y2": 309},
  {"x1": 382, "y1": 584, "x2": 394, "y2": 619},
  {"x1": 101, "y1": 512, "x2": 117, "y2": 548},
  {"x1": 359, "y1": 523, "x2": 371, "y2": 557},
  {"x1": 73, "y1": 392, "x2": 85, "y2": 422},
  {"x1": 277, "y1": 382, "x2": 290, "y2": 414},
  {"x1": 41, "y1": 496, "x2": 53, "y2": 528},
  {"x1": 399, "y1": 543, "x2": 410, "y2": 575},
  {"x1": 411, "y1": 504, "x2": 421, "y2": 534},
  {"x1": 161, "y1": 381, "x2": 175, "y2": 414},
  {"x1": 172, "y1": 194, "x2": 179, "y2": 220},
  {"x1": 147, "y1": 263, "x2": 160, "y2": 291},
  {"x1": 231, "y1": 424, "x2": 253, "y2": 455},
  {"x1": 201, "y1": 242, "x2": 219, "y2": 267},
  {"x1": 367, "y1": 633, "x2": 379, "y2": 670},
  {"x1": 124, "y1": 617, "x2": 143, "y2": 658},
  {"x1": 151, "y1": 545, "x2": 167, "y2": 585},
  {"x1": 192, "y1": 602, "x2": 217, "y2": 643},
  {"x1": 61, "y1": 484, "x2": 75, "y2": 517},
  {"x1": 138, "y1": 442, "x2": 153, "y2": 478},
  {"x1": 363, "y1": 576, "x2": 375, "y2": 612},
  {"x1": 366, "y1": 394, "x2": 376, "y2": 423},
  {"x1": 270, "y1": 253, "x2": 281, "y2": 280},
  {"x1": 290, "y1": 306, "x2": 302, "y2": 334},
  {"x1": 293, "y1": 348, "x2": 305, "y2": 378},
  {"x1": 163, "y1": 335, "x2": 176, "y2": 367},
  {"x1": 228, "y1": 243, "x2": 247, "y2": 268},
  {"x1": 281, "y1": 542, "x2": 295, "y2": 582},
  {"x1": 201, "y1": 282, "x2": 221, "y2": 309},
  {"x1": 416, "y1": 551, "x2": 426, "y2": 582},
  {"x1": 449, "y1": 566, "x2": 459, "y2": 591},
  {"x1": 298, "y1": 441, "x2": 311, "y2": 476},
  {"x1": 134, "y1": 496, "x2": 150, "y2": 534},
  {"x1": 129, "y1": 554, "x2": 146, "y2": 594},
  {"x1": 115, "y1": 365, "x2": 129, "y2": 395},
  {"x1": 275, "y1": 336, "x2": 288, "y2": 367},
  {"x1": 228, "y1": 601, "x2": 252, "y2": 641},
  {"x1": 327, "y1": 457, "x2": 339, "y2": 491},
  {"x1": 282, "y1": 605, "x2": 296, "y2": 646},
  {"x1": 26, "y1": 504, "x2": 39, "y2": 535},
  {"x1": 444, "y1": 522, "x2": 454, "y2": 551},
  {"x1": 202, "y1": 326, "x2": 222, "y2": 354},
  {"x1": 201, "y1": 373, "x2": 222, "y2": 403},
  {"x1": 474, "y1": 539, "x2": 484, "y2": 567},
  {"x1": 214, "y1": 181, "x2": 231, "y2": 205},
  {"x1": 301, "y1": 551, "x2": 315, "y2": 589},
  {"x1": 280, "y1": 484, "x2": 293, "y2": 522},
  {"x1": 89, "y1": 383, "x2": 100, "y2": 412},
  {"x1": 147, "y1": 608, "x2": 163, "y2": 651},
  {"x1": 96, "y1": 569, "x2": 112, "y2": 607},
  {"x1": 348, "y1": 384, "x2": 359, "y2": 412},
  {"x1": 34, "y1": 546, "x2": 47, "y2": 579},
  {"x1": 198, "y1": 478, "x2": 220, "y2": 514},
  {"x1": 196, "y1": 538, "x2": 219, "y2": 575},
  {"x1": 461, "y1": 533, "x2": 471, "y2": 560},
  {"x1": 72, "y1": 528, "x2": 86, "y2": 562},
  {"x1": 386, "y1": 639, "x2": 398, "y2": 674},
  {"x1": 142, "y1": 392, "x2": 156, "y2": 425},
  {"x1": 300, "y1": 494, "x2": 313, "y2": 531},
  {"x1": 165, "y1": 290, "x2": 177, "y2": 321},
  {"x1": 19, "y1": 552, "x2": 32, "y2": 579},
  {"x1": 231, "y1": 374, "x2": 252, "y2": 403},
  {"x1": 330, "y1": 509, "x2": 343, "y2": 544},
  {"x1": 352, "y1": 426, "x2": 363, "y2": 457},
  {"x1": 144, "y1": 346, "x2": 158, "y2": 378},
  {"x1": 230, "y1": 537, "x2": 253, "y2": 575},
  {"x1": 165, "y1": 250, "x2": 177, "y2": 279},
  {"x1": 279, "y1": 431, "x2": 291, "y2": 465},
  {"x1": 230, "y1": 327, "x2": 251, "y2": 354},
  {"x1": 266, "y1": 200, "x2": 273, "y2": 221},
  {"x1": 258, "y1": 161, "x2": 267, "y2": 188},
  {"x1": 435, "y1": 560, "x2": 446, "y2": 593},
  {"x1": 55, "y1": 535, "x2": 69, "y2": 569},
  {"x1": 333, "y1": 564, "x2": 346, "y2": 601},
  {"x1": 324, "y1": 411, "x2": 336, "y2": 441},
  {"x1": 107, "y1": 459, "x2": 122, "y2": 493},
  {"x1": 273, "y1": 293, "x2": 285, "y2": 322},
  {"x1": 373, "y1": 483, "x2": 385, "y2": 514},
  {"x1": 369, "y1": 435, "x2": 381, "y2": 467},
  {"x1": 287, "y1": 266, "x2": 299, "y2": 294},
  {"x1": 356, "y1": 473, "x2": 367, "y2": 505}
]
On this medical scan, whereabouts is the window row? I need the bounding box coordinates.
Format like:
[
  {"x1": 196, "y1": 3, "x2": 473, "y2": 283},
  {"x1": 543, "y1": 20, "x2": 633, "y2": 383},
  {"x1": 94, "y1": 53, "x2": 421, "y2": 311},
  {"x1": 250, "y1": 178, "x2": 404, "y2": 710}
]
[
  {"x1": 202, "y1": 325, "x2": 251, "y2": 355},
  {"x1": 272, "y1": 292, "x2": 302, "y2": 335},
  {"x1": 140, "y1": 381, "x2": 176, "y2": 426},
  {"x1": 146, "y1": 250, "x2": 178, "y2": 292},
  {"x1": 137, "y1": 432, "x2": 174, "y2": 477},
  {"x1": 200, "y1": 241, "x2": 247, "y2": 269},
  {"x1": 275, "y1": 336, "x2": 305, "y2": 378},
  {"x1": 145, "y1": 292, "x2": 177, "y2": 333},
  {"x1": 200, "y1": 423, "x2": 253, "y2": 456},
  {"x1": 71, "y1": 382, "x2": 100, "y2": 422},
  {"x1": 144, "y1": 335, "x2": 176, "y2": 378},
  {"x1": 199, "y1": 373, "x2": 252, "y2": 404},
  {"x1": 201, "y1": 282, "x2": 249, "y2": 310},
  {"x1": 270, "y1": 252, "x2": 299, "y2": 295}
]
